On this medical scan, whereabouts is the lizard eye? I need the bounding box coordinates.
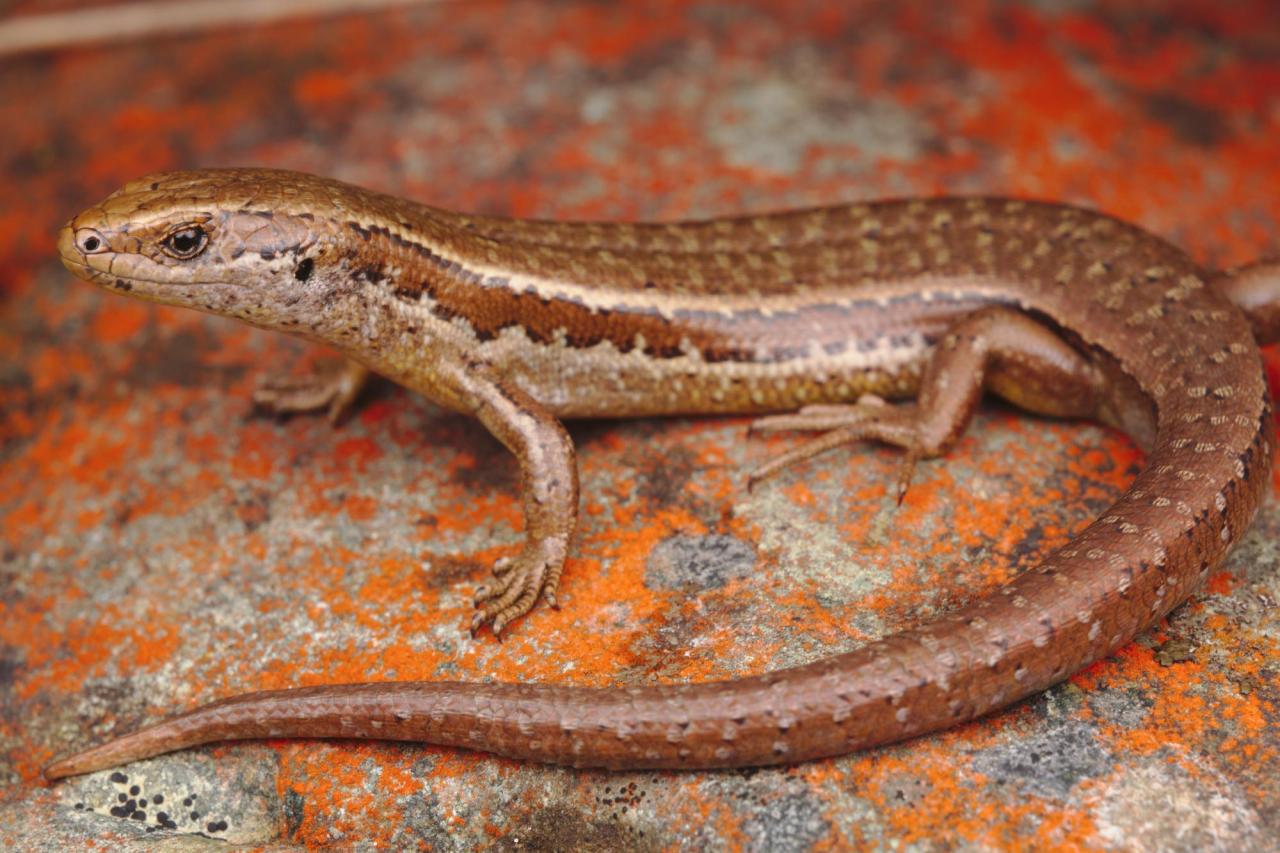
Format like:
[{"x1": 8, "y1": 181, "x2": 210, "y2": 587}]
[{"x1": 161, "y1": 225, "x2": 208, "y2": 259}]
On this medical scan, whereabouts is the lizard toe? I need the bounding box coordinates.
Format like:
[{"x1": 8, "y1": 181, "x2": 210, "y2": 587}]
[{"x1": 471, "y1": 548, "x2": 552, "y2": 634}]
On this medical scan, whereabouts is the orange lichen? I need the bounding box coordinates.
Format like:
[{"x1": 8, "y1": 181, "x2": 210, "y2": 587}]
[{"x1": 6, "y1": 0, "x2": 1279, "y2": 843}]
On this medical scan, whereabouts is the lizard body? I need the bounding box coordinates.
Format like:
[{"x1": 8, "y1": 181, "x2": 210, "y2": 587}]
[{"x1": 45, "y1": 168, "x2": 1279, "y2": 777}]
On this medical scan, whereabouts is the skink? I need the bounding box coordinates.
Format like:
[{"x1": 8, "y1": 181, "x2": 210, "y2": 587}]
[{"x1": 45, "y1": 168, "x2": 1279, "y2": 778}]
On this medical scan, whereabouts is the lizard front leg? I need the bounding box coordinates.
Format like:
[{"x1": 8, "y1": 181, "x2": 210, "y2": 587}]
[
  {"x1": 448, "y1": 360, "x2": 579, "y2": 635},
  {"x1": 253, "y1": 347, "x2": 577, "y2": 634},
  {"x1": 254, "y1": 356, "x2": 371, "y2": 423}
]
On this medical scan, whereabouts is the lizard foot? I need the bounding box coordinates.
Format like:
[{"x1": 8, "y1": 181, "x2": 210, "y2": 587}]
[
  {"x1": 749, "y1": 399, "x2": 923, "y2": 504},
  {"x1": 751, "y1": 395, "x2": 889, "y2": 434},
  {"x1": 254, "y1": 358, "x2": 370, "y2": 423},
  {"x1": 470, "y1": 539, "x2": 567, "y2": 636}
]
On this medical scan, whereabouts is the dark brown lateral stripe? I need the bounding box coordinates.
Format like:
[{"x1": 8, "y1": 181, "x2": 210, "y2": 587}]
[
  {"x1": 342, "y1": 213, "x2": 1008, "y2": 363},
  {"x1": 398, "y1": 267, "x2": 999, "y2": 364}
]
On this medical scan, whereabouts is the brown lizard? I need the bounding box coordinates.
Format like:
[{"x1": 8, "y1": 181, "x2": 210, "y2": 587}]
[{"x1": 45, "y1": 168, "x2": 1278, "y2": 777}]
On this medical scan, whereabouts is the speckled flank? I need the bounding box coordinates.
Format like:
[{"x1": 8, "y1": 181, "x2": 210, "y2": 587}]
[{"x1": 43, "y1": 167, "x2": 1275, "y2": 777}]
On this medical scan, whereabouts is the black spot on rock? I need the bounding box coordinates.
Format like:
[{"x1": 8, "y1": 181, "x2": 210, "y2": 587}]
[
  {"x1": 645, "y1": 534, "x2": 756, "y2": 590},
  {"x1": 489, "y1": 805, "x2": 636, "y2": 852},
  {"x1": 0, "y1": 654, "x2": 17, "y2": 689},
  {"x1": 970, "y1": 720, "x2": 1110, "y2": 799},
  {"x1": 1143, "y1": 92, "x2": 1228, "y2": 147},
  {"x1": 284, "y1": 787, "x2": 306, "y2": 837}
]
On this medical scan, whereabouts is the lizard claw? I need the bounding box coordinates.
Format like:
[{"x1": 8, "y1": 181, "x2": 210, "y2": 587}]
[
  {"x1": 470, "y1": 544, "x2": 559, "y2": 636},
  {"x1": 894, "y1": 451, "x2": 920, "y2": 506}
]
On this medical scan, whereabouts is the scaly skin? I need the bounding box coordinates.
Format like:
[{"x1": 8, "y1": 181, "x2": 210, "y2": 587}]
[{"x1": 45, "y1": 169, "x2": 1278, "y2": 777}]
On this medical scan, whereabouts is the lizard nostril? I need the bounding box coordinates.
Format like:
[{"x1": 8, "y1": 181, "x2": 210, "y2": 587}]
[{"x1": 75, "y1": 228, "x2": 107, "y2": 254}]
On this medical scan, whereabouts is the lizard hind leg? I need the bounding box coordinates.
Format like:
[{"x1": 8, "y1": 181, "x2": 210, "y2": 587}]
[
  {"x1": 749, "y1": 407, "x2": 923, "y2": 500},
  {"x1": 748, "y1": 307, "x2": 1105, "y2": 500}
]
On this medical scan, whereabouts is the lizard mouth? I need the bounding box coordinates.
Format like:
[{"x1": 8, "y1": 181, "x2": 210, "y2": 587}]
[
  {"x1": 60, "y1": 254, "x2": 242, "y2": 289},
  {"x1": 59, "y1": 255, "x2": 120, "y2": 287}
]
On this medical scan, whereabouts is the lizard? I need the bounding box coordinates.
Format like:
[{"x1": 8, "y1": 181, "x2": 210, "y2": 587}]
[{"x1": 44, "y1": 167, "x2": 1278, "y2": 778}]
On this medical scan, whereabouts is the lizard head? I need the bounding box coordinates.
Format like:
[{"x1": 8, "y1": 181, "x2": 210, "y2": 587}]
[{"x1": 58, "y1": 168, "x2": 363, "y2": 335}]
